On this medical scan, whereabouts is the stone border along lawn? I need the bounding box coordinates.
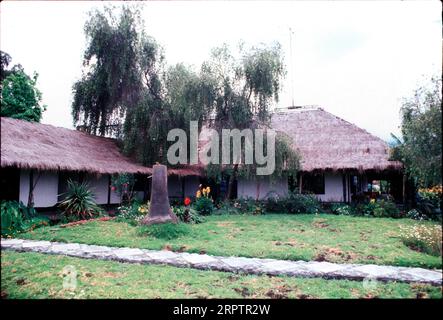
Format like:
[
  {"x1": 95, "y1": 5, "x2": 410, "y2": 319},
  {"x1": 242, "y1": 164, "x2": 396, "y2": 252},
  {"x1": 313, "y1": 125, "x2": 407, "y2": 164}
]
[
  {"x1": 2, "y1": 251, "x2": 441, "y2": 299},
  {"x1": 1, "y1": 238, "x2": 442, "y2": 285},
  {"x1": 15, "y1": 214, "x2": 443, "y2": 269}
]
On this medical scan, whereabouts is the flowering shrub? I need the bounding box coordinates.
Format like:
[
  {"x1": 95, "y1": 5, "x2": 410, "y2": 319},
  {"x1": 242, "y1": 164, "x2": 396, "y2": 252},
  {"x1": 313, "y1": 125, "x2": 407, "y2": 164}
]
[
  {"x1": 400, "y1": 225, "x2": 442, "y2": 256},
  {"x1": 331, "y1": 204, "x2": 353, "y2": 215},
  {"x1": 194, "y1": 186, "x2": 214, "y2": 215},
  {"x1": 115, "y1": 201, "x2": 149, "y2": 226}
]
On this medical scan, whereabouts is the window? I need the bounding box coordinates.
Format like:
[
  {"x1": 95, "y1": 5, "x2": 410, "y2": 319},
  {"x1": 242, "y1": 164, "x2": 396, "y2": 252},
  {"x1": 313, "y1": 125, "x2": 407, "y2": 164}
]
[{"x1": 302, "y1": 173, "x2": 325, "y2": 195}]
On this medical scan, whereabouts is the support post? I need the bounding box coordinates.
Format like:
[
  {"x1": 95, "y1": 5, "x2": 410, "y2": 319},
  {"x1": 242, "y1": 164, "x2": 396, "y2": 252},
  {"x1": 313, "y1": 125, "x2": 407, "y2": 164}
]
[
  {"x1": 27, "y1": 169, "x2": 34, "y2": 208},
  {"x1": 107, "y1": 175, "x2": 111, "y2": 205}
]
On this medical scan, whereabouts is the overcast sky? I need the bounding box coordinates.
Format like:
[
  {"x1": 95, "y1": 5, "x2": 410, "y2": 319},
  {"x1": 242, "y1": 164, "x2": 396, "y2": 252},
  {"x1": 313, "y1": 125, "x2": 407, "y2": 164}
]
[{"x1": 1, "y1": 0, "x2": 441, "y2": 141}]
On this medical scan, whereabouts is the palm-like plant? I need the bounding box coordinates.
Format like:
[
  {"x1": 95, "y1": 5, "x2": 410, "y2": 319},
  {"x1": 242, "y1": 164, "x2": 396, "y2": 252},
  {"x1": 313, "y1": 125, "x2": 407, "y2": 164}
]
[{"x1": 58, "y1": 179, "x2": 103, "y2": 220}]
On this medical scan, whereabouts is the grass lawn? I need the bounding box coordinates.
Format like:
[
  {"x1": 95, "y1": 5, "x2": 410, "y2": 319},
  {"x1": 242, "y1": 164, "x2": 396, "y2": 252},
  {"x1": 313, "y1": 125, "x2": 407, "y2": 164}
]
[
  {"x1": 1, "y1": 251, "x2": 441, "y2": 299},
  {"x1": 16, "y1": 214, "x2": 442, "y2": 269}
]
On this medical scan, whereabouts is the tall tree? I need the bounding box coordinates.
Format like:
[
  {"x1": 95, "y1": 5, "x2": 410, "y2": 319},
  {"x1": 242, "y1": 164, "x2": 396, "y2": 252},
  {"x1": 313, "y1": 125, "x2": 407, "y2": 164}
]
[
  {"x1": 72, "y1": 5, "x2": 299, "y2": 184},
  {"x1": 1, "y1": 64, "x2": 46, "y2": 122},
  {"x1": 73, "y1": 5, "x2": 211, "y2": 166},
  {"x1": 72, "y1": 5, "x2": 146, "y2": 137},
  {"x1": 1, "y1": 51, "x2": 13, "y2": 82},
  {"x1": 393, "y1": 76, "x2": 442, "y2": 187},
  {"x1": 201, "y1": 43, "x2": 299, "y2": 198}
]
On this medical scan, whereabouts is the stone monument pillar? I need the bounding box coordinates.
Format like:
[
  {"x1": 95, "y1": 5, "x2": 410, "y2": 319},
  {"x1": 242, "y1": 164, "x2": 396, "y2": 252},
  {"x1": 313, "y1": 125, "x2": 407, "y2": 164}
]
[{"x1": 141, "y1": 164, "x2": 178, "y2": 225}]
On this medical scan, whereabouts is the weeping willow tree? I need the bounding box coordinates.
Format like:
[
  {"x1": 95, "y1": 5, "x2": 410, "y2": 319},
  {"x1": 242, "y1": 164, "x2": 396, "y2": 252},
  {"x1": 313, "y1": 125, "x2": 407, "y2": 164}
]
[
  {"x1": 72, "y1": 5, "x2": 299, "y2": 184},
  {"x1": 72, "y1": 5, "x2": 144, "y2": 137},
  {"x1": 201, "y1": 43, "x2": 300, "y2": 198},
  {"x1": 72, "y1": 5, "x2": 212, "y2": 165}
]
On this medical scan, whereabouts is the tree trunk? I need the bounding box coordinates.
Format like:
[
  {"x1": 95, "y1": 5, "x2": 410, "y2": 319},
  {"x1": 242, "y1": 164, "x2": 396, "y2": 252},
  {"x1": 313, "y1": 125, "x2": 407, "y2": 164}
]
[
  {"x1": 226, "y1": 164, "x2": 238, "y2": 200},
  {"x1": 27, "y1": 170, "x2": 34, "y2": 208},
  {"x1": 141, "y1": 164, "x2": 178, "y2": 225}
]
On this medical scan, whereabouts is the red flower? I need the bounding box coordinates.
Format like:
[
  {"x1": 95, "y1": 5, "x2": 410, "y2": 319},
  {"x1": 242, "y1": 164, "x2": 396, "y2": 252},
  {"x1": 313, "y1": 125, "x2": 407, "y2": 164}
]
[
  {"x1": 184, "y1": 197, "x2": 191, "y2": 206},
  {"x1": 111, "y1": 186, "x2": 116, "y2": 191}
]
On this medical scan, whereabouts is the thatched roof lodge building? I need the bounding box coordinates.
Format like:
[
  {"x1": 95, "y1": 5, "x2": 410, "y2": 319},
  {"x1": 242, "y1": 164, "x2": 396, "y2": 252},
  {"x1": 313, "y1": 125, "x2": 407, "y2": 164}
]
[
  {"x1": 236, "y1": 106, "x2": 404, "y2": 202},
  {"x1": 1, "y1": 106, "x2": 404, "y2": 208},
  {"x1": 0, "y1": 117, "x2": 201, "y2": 208}
]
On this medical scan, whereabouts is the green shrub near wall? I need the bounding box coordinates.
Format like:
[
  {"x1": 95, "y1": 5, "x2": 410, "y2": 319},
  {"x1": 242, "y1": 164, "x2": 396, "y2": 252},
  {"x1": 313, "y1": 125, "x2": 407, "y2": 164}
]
[{"x1": 0, "y1": 200, "x2": 48, "y2": 236}]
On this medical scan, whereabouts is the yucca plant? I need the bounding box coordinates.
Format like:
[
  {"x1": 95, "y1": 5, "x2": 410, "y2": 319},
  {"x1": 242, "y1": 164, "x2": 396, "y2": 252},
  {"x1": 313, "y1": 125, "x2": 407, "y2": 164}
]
[{"x1": 58, "y1": 179, "x2": 103, "y2": 221}]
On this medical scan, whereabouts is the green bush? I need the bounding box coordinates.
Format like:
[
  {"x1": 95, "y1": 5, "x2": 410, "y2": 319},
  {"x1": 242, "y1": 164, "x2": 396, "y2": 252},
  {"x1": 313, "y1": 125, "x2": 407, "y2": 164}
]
[
  {"x1": 264, "y1": 192, "x2": 321, "y2": 214},
  {"x1": 172, "y1": 206, "x2": 204, "y2": 224},
  {"x1": 215, "y1": 200, "x2": 241, "y2": 215},
  {"x1": 264, "y1": 196, "x2": 286, "y2": 213},
  {"x1": 58, "y1": 179, "x2": 104, "y2": 221},
  {"x1": 230, "y1": 197, "x2": 265, "y2": 215},
  {"x1": 351, "y1": 202, "x2": 376, "y2": 216},
  {"x1": 1, "y1": 200, "x2": 26, "y2": 236},
  {"x1": 193, "y1": 196, "x2": 214, "y2": 215},
  {"x1": 137, "y1": 222, "x2": 191, "y2": 240},
  {"x1": 372, "y1": 200, "x2": 401, "y2": 218},
  {"x1": 0, "y1": 201, "x2": 45, "y2": 236}
]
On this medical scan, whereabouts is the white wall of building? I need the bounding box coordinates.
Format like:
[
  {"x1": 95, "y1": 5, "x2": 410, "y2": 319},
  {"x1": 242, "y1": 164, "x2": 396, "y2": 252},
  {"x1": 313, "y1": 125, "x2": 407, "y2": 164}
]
[
  {"x1": 86, "y1": 174, "x2": 120, "y2": 205},
  {"x1": 19, "y1": 169, "x2": 58, "y2": 207},
  {"x1": 315, "y1": 172, "x2": 344, "y2": 202},
  {"x1": 237, "y1": 173, "x2": 346, "y2": 202},
  {"x1": 19, "y1": 170, "x2": 121, "y2": 207},
  {"x1": 237, "y1": 176, "x2": 288, "y2": 199}
]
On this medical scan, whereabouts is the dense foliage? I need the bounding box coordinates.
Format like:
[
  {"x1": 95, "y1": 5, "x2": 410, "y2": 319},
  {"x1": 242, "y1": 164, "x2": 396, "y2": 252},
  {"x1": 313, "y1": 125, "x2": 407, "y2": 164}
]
[
  {"x1": 72, "y1": 5, "x2": 299, "y2": 185},
  {"x1": 0, "y1": 53, "x2": 46, "y2": 122},
  {"x1": 0, "y1": 200, "x2": 46, "y2": 236},
  {"x1": 202, "y1": 44, "x2": 300, "y2": 196},
  {"x1": 172, "y1": 206, "x2": 204, "y2": 224},
  {"x1": 58, "y1": 180, "x2": 104, "y2": 221},
  {"x1": 263, "y1": 192, "x2": 322, "y2": 214},
  {"x1": 392, "y1": 76, "x2": 442, "y2": 187},
  {"x1": 330, "y1": 199, "x2": 401, "y2": 219}
]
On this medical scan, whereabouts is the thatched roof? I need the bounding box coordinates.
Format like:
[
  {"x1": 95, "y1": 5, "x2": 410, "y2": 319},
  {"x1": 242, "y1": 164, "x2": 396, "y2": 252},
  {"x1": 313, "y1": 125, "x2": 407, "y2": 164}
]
[
  {"x1": 271, "y1": 107, "x2": 403, "y2": 172},
  {"x1": 0, "y1": 117, "x2": 152, "y2": 175}
]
